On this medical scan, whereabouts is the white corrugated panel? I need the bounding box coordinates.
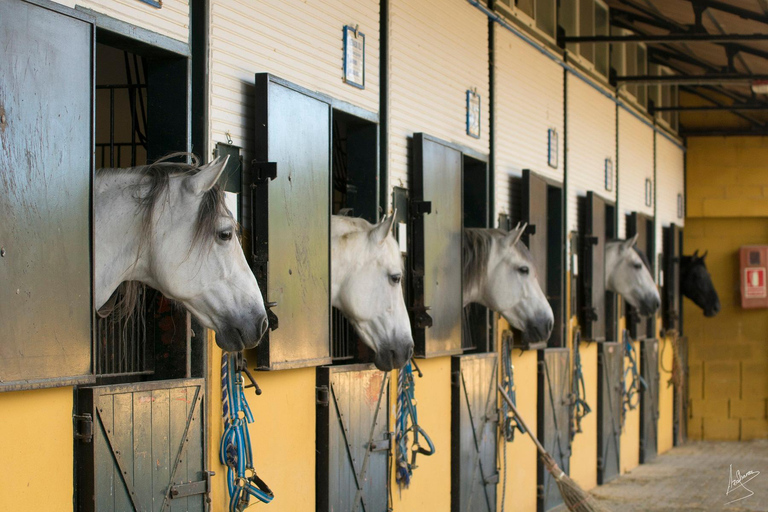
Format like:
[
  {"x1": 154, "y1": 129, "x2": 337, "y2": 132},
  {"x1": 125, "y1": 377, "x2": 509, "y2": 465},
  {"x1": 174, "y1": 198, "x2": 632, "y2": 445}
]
[
  {"x1": 494, "y1": 28, "x2": 564, "y2": 219},
  {"x1": 52, "y1": 0, "x2": 190, "y2": 43},
  {"x1": 209, "y1": 0, "x2": 380, "y2": 150},
  {"x1": 655, "y1": 133, "x2": 685, "y2": 264},
  {"x1": 387, "y1": 0, "x2": 490, "y2": 191},
  {"x1": 617, "y1": 107, "x2": 654, "y2": 238},
  {"x1": 566, "y1": 76, "x2": 616, "y2": 235}
]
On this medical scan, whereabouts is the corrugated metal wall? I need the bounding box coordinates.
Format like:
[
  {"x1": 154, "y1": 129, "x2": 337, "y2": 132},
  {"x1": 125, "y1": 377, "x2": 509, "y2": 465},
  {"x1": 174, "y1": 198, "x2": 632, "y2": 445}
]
[
  {"x1": 493, "y1": 29, "x2": 564, "y2": 218},
  {"x1": 617, "y1": 108, "x2": 655, "y2": 238},
  {"x1": 52, "y1": 0, "x2": 190, "y2": 43},
  {"x1": 387, "y1": 0, "x2": 490, "y2": 190},
  {"x1": 655, "y1": 133, "x2": 685, "y2": 282},
  {"x1": 209, "y1": 0, "x2": 380, "y2": 152},
  {"x1": 566, "y1": 77, "x2": 617, "y2": 235}
]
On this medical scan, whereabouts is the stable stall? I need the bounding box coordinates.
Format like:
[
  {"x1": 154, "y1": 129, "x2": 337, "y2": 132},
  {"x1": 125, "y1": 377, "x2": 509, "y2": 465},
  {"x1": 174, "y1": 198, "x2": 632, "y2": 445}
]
[
  {"x1": 566, "y1": 73, "x2": 617, "y2": 500},
  {"x1": 492, "y1": 22, "x2": 566, "y2": 512}
]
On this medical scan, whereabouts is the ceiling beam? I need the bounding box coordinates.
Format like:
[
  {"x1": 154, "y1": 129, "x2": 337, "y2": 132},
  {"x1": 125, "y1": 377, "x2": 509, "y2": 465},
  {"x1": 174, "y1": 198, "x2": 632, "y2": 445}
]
[
  {"x1": 683, "y1": 0, "x2": 768, "y2": 25},
  {"x1": 617, "y1": 73, "x2": 768, "y2": 84},
  {"x1": 680, "y1": 85, "x2": 768, "y2": 128},
  {"x1": 654, "y1": 104, "x2": 768, "y2": 111},
  {"x1": 563, "y1": 33, "x2": 768, "y2": 44},
  {"x1": 681, "y1": 129, "x2": 768, "y2": 136}
]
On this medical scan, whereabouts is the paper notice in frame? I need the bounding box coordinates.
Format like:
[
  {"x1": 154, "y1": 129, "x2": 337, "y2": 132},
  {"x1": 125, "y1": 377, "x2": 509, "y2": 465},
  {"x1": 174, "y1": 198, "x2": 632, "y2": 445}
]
[
  {"x1": 548, "y1": 128, "x2": 558, "y2": 168},
  {"x1": 466, "y1": 89, "x2": 481, "y2": 138},
  {"x1": 343, "y1": 25, "x2": 365, "y2": 89}
]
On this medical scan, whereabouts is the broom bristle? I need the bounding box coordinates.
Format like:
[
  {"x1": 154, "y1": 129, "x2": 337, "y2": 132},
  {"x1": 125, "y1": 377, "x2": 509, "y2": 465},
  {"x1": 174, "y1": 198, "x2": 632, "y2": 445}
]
[{"x1": 543, "y1": 456, "x2": 610, "y2": 512}]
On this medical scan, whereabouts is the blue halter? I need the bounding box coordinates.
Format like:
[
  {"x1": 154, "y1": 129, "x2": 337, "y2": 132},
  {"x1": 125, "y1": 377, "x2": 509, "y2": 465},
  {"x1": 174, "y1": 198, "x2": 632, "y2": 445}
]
[
  {"x1": 395, "y1": 359, "x2": 435, "y2": 488},
  {"x1": 220, "y1": 352, "x2": 274, "y2": 511}
]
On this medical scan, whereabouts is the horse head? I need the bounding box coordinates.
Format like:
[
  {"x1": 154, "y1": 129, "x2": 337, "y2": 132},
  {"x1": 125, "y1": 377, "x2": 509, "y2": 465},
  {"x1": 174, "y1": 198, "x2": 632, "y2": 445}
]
[
  {"x1": 95, "y1": 155, "x2": 268, "y2": 352},
  {"x1": 464, "y1": 225, "x2": 554, "y2": 343},
  {"x1": 331, "y1": 214, "x2": 414, "y2": 371},
  {"x1": 681, "y1": 250, "x2": 720, "y2": 317},
  {"x1": 605, "y1": 234, "x2": 660, "y2": 316}
]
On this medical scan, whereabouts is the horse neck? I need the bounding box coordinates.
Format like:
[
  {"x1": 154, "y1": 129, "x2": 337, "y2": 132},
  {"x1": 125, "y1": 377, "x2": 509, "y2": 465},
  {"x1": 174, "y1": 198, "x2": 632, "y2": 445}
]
[
  {"x1": 94, "y1": 172, "x2": 151, "y2": 309},
  {"x1": 330, "y1": 219, "x2": 361, "y2": 308}
]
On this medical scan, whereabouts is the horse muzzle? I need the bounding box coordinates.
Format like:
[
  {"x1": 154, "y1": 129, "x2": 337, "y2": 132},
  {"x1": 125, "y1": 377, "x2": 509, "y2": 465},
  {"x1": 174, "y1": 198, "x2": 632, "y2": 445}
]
[
  {"x1": 521, "y1": 316, "x2": 554, "y2": 343},
  {"x1": 638, "y1": 293, "x2": 661, "y2": 316},
  {"x1": 373, "y1": 337, "x2": 414, "y2": 371},
  {"x1": 215, "y1": 310, "x2": 269, "y2": 352}
]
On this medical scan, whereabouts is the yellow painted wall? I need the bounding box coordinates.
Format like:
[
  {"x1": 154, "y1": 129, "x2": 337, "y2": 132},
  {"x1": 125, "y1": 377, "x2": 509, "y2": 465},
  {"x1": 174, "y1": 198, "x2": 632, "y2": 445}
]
[
  {"x1": 569, "y1": 340, "x2": 597, "y2": 490},
  {"x1": 390, "y1": 356, "x2": 452, "y2": 511},
  {"x1": 685, "y1": 136, "x2": 768, "y2": 441},
  {"x1": 657, "y1": 332, "x2": 675, "y2": 454},
  {"x1": 208, "y1": 339, "x2": 317, "y2": 512},
  {"x1": 497, "y1": 348, "x2": 539, "y2": 512},
  {"x1": 0, "y1": 387, "x2": 73, "y2": 511}
]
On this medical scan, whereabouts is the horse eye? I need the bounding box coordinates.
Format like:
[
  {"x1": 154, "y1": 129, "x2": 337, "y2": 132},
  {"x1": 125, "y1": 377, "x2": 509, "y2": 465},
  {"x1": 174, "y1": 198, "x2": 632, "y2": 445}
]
[
  {"x1": 633, "y1": 263, "x2": 643, "y2": 270},
  {"x1": 389, "y1": 274, "x2": 402, "y2": 285},
  {"x1": 518, "y1": 266, "x2": 530, "y2": 275},
  {"x1": 218, "y1": 230, "x2": 233, "y2": 242}
]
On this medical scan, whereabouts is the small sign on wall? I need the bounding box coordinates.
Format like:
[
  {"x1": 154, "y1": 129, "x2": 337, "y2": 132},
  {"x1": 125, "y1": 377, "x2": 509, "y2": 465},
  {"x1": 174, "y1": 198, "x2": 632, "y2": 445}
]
[
  {"x1": 744, "y1": 268, "x2": 766, "y2": 298},
  {"x1": 343, "y1": 25, "x2": 365, "y2": 89},
  {"x1": 645, "y1": 178, "x2": 653, "y2": 207},
  {"x1": 604, "y1": 158, "x2": 613, "y2": 191},
  {"x1": 466, "y1": 89, "x2": 481, "y2": 139},
  {"x1": 548, "y1": 128, "x2": 558, "y2": 168}
]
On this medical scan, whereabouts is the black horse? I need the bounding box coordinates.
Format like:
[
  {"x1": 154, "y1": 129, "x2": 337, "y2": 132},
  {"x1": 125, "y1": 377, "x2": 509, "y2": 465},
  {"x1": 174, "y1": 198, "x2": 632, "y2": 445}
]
[{"x1": 681, "y1": 250, "x2": 721, "y2": 317}]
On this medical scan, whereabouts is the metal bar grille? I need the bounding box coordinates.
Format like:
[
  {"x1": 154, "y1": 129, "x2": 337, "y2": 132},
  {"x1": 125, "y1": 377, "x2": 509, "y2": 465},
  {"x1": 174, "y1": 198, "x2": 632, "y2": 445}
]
[
  {"x1": 331, "y1": 307, "x2": 355, "y2": 361},
  {"x1": 95, "y1": 286, "x2": 154, "y2": 376}
]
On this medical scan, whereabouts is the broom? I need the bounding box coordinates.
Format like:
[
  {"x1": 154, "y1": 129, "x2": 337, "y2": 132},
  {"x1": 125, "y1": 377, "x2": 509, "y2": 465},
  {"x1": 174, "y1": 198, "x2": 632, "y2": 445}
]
[{"x1": 497, "y1": 384, "x2": 610, "y2": 512}]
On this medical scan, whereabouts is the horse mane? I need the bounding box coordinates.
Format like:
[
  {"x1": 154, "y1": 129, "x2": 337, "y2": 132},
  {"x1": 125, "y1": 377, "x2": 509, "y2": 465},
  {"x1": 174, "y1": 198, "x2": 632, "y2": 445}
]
[
  {"x1": 464, "y1": 228, "x2": 532, "y2": 287},
  {"x1": 97, "y1": 153, "x2": 228, "y2": 319}
]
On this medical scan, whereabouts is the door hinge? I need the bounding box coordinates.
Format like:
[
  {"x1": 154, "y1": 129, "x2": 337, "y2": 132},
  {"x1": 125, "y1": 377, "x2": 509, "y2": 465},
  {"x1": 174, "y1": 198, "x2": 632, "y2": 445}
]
[
  {"x1": 170, "y1": 478, "x2": 209, "y2": 499},
  {"x1": 73, "y1": 413, "x2": 93, "y2": 443},
  {"x1": 368, "y1": 433, "x2": 391, "y2": 452},
  {"x1": 316, "y1": 385, "x2": 329, "y2": 406},
  {"x1": 409, "y1": 200, "x2": 432, "y2": 217},
  {"x1": 250, "y1": 161, "x2": 277, "y2": 183}
]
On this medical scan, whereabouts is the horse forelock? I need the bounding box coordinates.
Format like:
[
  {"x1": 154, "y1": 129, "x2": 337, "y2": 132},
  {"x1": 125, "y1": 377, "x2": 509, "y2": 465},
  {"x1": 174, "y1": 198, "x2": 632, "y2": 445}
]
[
  {"x1": 633, "y1": 246, "x2": 651, "y2": 270},
  {"x1": 98, "y1": 153, "x2": 231, "y2": 249}
]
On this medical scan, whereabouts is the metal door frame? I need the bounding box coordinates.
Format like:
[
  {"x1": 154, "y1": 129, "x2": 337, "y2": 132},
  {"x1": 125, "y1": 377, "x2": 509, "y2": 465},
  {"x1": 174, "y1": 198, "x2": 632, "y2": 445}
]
[
  {"x1": 597, "y1": 341, "x2": 623, "y2": 484},
  {"x1": 316, "y1": 363, "x2": 390, "y2": 512},
  {"x1": 537, "y1": 347, "x2": 571, "y2": 512},
  {"x1": 451, "y1": 352, "x2": 499, "y2": 512},
  {"x1": 639, "y1": 339, "x2": 659, "y2": 463}
]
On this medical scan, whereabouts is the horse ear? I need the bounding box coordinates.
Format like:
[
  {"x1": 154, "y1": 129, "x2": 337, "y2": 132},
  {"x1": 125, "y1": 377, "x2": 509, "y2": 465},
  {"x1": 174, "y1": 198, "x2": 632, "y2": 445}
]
[
  {"x1": 693, "y1": 249, "x2": 699, "y2": 258},
  {"x1": 622, "y1": 233, "x2": 639, "y2": 252},
  {"x1": 185, "y1": 155, "x2": 229, "y2": 195},
  {"x1": 701, "y1": 250, "x2": 708, "y2": 260},
  {"x1": 370, "y1": 213, "x2": 396, "y2": 244},
  {"x1": 506, "y1": 222, "x2": 527, "y2": 248}
]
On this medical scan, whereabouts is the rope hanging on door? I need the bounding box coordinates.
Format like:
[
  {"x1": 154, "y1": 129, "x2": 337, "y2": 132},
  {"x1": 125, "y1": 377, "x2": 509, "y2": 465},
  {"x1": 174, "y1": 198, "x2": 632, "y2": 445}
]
[
  {"x1": 570, "y1": 330, "x2": 592, "y2": 440},
  {"x1": 395, "y1": 359, "x2": 435, "y2": 488},
  {"x1": 220, "y1": 352, "x2": 274, "y2": 510},
  {"x1": 621, "y1": 330, "x2": 647, "y2": 428},
  {"x1": 500, "y1": 335, "x2": 525, "y2": 442}
]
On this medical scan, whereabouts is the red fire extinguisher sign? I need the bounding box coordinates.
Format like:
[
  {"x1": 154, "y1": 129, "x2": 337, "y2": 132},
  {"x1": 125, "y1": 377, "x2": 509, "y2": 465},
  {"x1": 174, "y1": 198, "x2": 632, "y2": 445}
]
[{"x1": 740, "y1": 246, "x2": 768, "y2": 309}]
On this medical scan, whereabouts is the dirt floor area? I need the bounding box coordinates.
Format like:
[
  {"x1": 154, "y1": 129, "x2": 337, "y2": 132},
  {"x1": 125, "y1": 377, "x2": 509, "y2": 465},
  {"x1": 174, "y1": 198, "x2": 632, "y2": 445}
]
[{"x1": 555, "y1": 440, "x2": 768, "y2": 511}]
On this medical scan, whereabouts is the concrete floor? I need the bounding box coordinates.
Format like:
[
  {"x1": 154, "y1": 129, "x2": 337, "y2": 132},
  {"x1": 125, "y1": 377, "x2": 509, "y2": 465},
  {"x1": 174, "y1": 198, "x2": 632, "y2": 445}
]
[{"x1": 557, "y1": 440, "x2": 768, "y2": 511}]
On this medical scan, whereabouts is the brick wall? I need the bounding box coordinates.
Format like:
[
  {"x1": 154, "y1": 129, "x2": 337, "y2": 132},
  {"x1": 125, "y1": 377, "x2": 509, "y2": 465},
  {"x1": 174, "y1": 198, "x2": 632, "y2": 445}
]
[{"x1": 685, "y1": 137, "x2": 768, "y2": 441}]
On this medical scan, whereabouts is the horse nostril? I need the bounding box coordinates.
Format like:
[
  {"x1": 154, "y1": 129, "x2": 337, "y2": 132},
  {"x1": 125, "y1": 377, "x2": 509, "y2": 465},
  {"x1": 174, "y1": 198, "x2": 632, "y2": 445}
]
[
  {"x1": 258, "y1": 315, "x2": 269, "y2": 338},
  {"x1": 547, "y1": 318, "x2": 554, "y2": 333}
]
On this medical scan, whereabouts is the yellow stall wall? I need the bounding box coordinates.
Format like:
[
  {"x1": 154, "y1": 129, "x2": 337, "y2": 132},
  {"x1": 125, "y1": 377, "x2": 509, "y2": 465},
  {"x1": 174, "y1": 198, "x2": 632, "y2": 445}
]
[
  {"x1": 657, "y1": 331, "x2": 675, "y2": 454},
  {"x1": 685, "y1": 136, "x2": 768, "y2": 441},
  {"x1": 390, "y1": 356, "x2": 452, "y2": 511},
  {"x1": 0, "y1": 387, "x2": 74, "y2": 511},
  {"x1": 569, "y1": 340, "x2": 598, "y2": 491},
  {"x1": 497, "y1": 348, "x2": 539, "y2": 512},
  {"x1": 208, "y1": 340, "x2": 318, "y2": 512}
]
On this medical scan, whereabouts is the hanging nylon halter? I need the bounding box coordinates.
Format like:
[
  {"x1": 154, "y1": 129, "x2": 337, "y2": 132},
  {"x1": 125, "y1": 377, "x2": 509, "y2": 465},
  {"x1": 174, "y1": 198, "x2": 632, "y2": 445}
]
[
  {"x1": 220, "y1": 352, "x2": 274, "y2": 511},
  {"x1": 570, "y1": 330, "x2": 591, "y2": 439},
  {"x1": 500, "y1": 336, "x2": 525, "y2": 442},
  {"x1": 395, "y1": 359, "x2": 435, "y2": 488},
  {"x1": 621, "y1": 329, "x2": 647, "y2": 427}
]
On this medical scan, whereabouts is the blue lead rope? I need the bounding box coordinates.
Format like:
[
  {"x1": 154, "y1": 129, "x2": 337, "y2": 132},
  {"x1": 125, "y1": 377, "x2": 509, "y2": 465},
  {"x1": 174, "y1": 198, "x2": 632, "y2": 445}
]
[
  {"x1": 220, "y1": 353, "x2": 274, "y2": 510},
  {"x1": 621, "y1": 330, "x2": 647, "y2": 427},
  {"x1": 500, "y1": 336, "x2": 525, "y2": 442},
  {"x1": 571, "y1": 330, "x2": 592, "y2": 440},
  {"x1": 395, "y1": 360, "x2": 435, "y2": 488}
]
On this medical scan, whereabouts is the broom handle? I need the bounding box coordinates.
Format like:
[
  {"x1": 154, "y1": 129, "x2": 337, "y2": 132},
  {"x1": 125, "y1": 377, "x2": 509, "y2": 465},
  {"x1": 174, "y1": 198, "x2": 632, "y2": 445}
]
[{"x1": 497, "y1": 383, "x2": 549, "y2": 458}]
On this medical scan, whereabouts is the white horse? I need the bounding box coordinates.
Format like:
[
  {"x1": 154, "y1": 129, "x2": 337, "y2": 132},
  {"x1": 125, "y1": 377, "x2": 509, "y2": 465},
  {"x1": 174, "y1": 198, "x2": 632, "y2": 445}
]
[
  {"x1": 331, "y1": 214, "x2": 414, "y2": 371},
  {"x1": 463, "y1": 224, "x2": 554, "y2": 343},
  {"x1": 95, "y1": 154, "x2": 268, "y2": 352},
  {"x1": 605, "y1": 234, "x2": 661, "y2": 316}
]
